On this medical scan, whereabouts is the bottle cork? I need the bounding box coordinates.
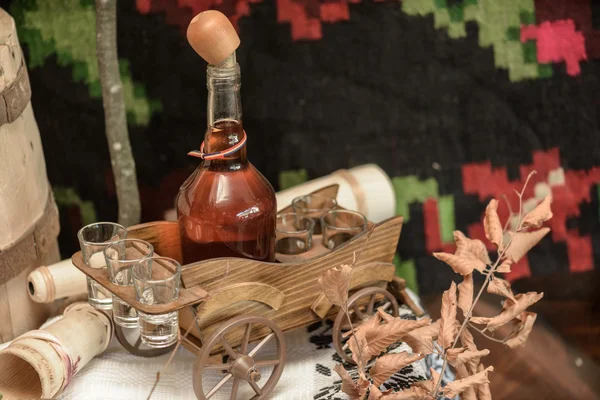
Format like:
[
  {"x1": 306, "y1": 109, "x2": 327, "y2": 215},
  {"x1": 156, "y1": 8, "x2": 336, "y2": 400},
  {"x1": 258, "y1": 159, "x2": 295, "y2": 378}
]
[{"x1": 186, "y1": 10, "x2": 240, "y2": 65}]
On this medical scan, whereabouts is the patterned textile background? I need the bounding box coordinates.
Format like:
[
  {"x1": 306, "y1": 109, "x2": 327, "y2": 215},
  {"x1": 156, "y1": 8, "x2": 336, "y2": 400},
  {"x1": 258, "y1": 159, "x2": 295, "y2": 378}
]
[{"x1": 1, "y1": 0, "x2": 599, "y2": 295}]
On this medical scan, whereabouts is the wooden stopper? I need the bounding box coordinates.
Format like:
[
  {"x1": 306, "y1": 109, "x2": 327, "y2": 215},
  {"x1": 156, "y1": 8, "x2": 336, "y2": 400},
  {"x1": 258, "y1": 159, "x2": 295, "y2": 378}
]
[
  {"x1": 27, "y1": 259, "x2": 88, "y2": 303},
  {"x1": 186, "y1": 10, "x2": 240, "y2": 65},
  {"x1": 0, "y1": 303, "x2": 113, "y2": 399}
]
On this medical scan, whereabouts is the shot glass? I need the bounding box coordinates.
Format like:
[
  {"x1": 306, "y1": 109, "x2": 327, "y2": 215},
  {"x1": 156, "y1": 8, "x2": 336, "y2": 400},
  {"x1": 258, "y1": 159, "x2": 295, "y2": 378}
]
[
  {"x1": 321, "y1": 210, "x2": 368, "y2": 250},
  {"x1": 275, "y1": 213, "x2": 315, "y2": 255},
  {"x1": 132, "y1": 257, "x2": 181, "y2": 348},
  {"x1": 77, "y1": 222, "x2": 127, "y2": 310},
  {"x1": 291, "y1": 194, "x2": 337, "y2": 235},
  {"x1": 104, "y1": 239, "x2": 154, "y2": 328}
]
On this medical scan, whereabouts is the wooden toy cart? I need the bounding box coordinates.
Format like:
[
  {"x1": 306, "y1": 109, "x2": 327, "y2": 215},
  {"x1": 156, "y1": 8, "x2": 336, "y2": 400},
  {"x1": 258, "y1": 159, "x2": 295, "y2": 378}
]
[{"x1": 72, "y1": 185, "x2": 419, "y2": 399}]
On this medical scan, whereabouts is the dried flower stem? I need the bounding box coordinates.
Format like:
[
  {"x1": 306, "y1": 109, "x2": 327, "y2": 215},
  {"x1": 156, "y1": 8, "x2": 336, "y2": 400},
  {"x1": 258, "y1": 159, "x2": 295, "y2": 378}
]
[
  {"x1": 432, "y1": 172, "x2": 535, "y2": 397},
  {"x1": 468, "y1": 323, "x2": 506, "y2": 344},
  {"x1": 345, "y1": 310, "x2": 366, "y2": 373},
  {"x1": 146, "y1": 314, "x2": 199, "y2": 400}
]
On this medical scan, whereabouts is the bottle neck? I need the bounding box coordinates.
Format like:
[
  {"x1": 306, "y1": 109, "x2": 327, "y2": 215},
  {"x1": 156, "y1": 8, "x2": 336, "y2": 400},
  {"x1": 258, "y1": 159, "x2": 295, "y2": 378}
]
[{"x1": 204, "y1": 54, "x2": 246, "y2": 163}]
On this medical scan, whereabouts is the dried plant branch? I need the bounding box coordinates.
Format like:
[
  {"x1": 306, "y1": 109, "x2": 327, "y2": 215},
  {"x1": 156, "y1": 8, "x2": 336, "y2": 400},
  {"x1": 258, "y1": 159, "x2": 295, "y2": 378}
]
[
  {"x1": 501, "y1": 194, "x2": 514, "y2": 232},
  {"x1": 468, "y1": 323, "x2": 506, "y2": 344},
  {"x1": 96, "y1": 0, "x2": 141, "y2": 227},
  {"x1": 432, "y1": 173, "x2": 537, "y2": 397},
  {"x1": 515, "y1": 171, "x2": 536, "y2": 231},
  {"x1": 345, "y1": 309, "x2": 367, "y2": 371},
  {"x1": 146, "y1": 313, "x2": 198, "y2": 400}
]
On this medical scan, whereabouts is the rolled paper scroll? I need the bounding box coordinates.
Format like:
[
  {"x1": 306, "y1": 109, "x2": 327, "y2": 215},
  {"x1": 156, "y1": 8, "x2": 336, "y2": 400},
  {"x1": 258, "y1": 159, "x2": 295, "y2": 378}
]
[
  {"x1": 164, "y1": 164, "x2": 397, "y2": 223},
  {"x1": 0, "y1": 302, "x2": 113, "y2": 399},
  {"x1": 276, "y1": 164, "x2": 396, "y2": 223},
  {"x1": 27, "y1": 258, "x2": 88, "y2": 303}
]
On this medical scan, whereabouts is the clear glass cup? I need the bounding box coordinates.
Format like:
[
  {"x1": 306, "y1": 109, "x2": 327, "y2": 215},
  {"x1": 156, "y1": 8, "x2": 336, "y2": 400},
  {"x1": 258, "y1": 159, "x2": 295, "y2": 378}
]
[
  {"x1": 132, "y1": 257, "x2": 181, "y2": 348},
  {"x1": 77, "y1": 222, "x2": 127, "y2": 310},
  {"x1": 321, "y1": 210, "x2": 368, "y2": 250},
  {"x1": 275, "y1": 213, "x2": 315, "y2": 255},
  {"x1": 104, "y1": 239, "x2": 154, "y2": 328},
  {"x1": 291, "y1": 194, "x2": 337, "y2": 235}
]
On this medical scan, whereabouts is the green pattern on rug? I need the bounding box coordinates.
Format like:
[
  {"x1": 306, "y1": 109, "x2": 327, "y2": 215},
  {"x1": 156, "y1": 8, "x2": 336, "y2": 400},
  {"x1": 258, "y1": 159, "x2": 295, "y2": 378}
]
[
  {"x1": 401, "y1": 0, "x2": 552, "y2": 81},
  {"x1": 394, "y1": 254, "x2": 418, "y2": 294},
  {"x1": 53, "y1": 186, "x2": 97, "y2": 226},
  {"x1": 11, "y1": 0, "x2": 161, "y2": 125},
  {"x1": 279, "y1": 169, "x2": 308, "y2": 190}
]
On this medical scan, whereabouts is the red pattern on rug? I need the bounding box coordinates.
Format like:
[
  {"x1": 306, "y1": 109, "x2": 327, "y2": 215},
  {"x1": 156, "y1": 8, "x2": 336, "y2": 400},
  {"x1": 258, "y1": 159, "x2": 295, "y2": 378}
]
[
  {"x1": 462, "y1": 148, "x2": 600, "y2": 281},
  {"x1": 136, "y1": 0, "x2": 354, "y2": 40},
  {"x1": 521, "y1": 20, "x2": 587, "y2": 76},
  {"x1": 534, "y1": 0, "x2": 600, "y2": 59}
]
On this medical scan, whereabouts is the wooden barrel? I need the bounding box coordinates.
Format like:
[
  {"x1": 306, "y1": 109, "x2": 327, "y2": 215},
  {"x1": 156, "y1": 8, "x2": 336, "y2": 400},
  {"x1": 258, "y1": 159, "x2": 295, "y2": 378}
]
[{"x1": 0, "y1": 8, "x2": 60, "y2": 342}]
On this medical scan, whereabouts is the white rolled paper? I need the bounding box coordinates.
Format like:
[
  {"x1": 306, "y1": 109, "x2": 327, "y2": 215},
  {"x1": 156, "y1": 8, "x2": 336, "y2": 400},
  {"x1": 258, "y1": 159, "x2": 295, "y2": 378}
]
[
  {"x1": 276, "y1": 164, "x2": 396, "y2": 223},
  {"x1": 0, "y1": 303, "x2": 113, "y2": 399},
  {"x1": 27, "y1": 259, "x2": 88, "y2": 303}
]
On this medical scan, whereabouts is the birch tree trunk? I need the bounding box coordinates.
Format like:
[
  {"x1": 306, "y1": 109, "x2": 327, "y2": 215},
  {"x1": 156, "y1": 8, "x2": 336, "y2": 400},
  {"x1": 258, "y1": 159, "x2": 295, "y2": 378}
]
[{"x1": 95, "y1": 0, "x2": 141, "y2": 227}]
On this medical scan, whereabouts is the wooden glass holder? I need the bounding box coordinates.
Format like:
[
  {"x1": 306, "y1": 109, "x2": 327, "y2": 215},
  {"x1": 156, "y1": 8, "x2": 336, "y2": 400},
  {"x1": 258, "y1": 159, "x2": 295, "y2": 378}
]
[{"x1": 71, "y1": 184, "x2": 420, "y2": 400}]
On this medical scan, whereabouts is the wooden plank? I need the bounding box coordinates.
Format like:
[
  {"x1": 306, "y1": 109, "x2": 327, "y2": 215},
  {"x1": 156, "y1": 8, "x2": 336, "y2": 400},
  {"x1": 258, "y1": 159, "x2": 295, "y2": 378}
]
[
  {"x1": 185, "y1": 216, "x2": 403, "y2": 346},
  {"x1": 199, "y1": 282, "x2": 285, "y2": 318},
  {"x1": 127, "y1": 221, "x2": 182, "y2": 263},
  {"x1": 70, "y1": 251, "x2": 208, "y2": 314}
]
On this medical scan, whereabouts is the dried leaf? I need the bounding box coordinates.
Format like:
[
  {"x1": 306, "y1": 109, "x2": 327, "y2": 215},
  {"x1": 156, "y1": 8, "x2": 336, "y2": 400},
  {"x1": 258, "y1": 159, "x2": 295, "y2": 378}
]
[
  {"x1": 402, "y1": 320, "x2": 439, "y2": 355},
  {"x1": 505, "y1": 312, "x2": 537, "y2": 349},
  {"x1": 521, "y1": 196, "x2": 553, "y2": 229},
  {"x1": 504, "y1": 228, "x2": 550, "y2": 263},
  {"x1": 484, "y1": 199, "x2": 503, "y2": 248},
  {"x1": 462, "y1": 387, "x2": 478, "y2": 400},
  {"x1": 460, "y1": 327, "x2": 477, "y2": 352},
  {"x1": 319, "y1": 264, "x2": 352, "y2": 311},
  {"x1": 454, "y1": 364, "x2": 470, "y2": 379},
  {"x1": 480, "y1": 292, "x2": 543, "y2": 331},
  {"x1": 368, "y1": 385, "x2": 383, "y2": 400},
  {"x1": 442, "y1": 366, "x2": 494, "y2": 398},
  {"x1": 334, "y1": 364, "x2": 360, "y2": 398},
  {"x1": 453, "y1": 363, "x2": 478, "y2": 399},
  {"x1": 450, "y1": 349, "x2": 490, "y2": 371},
  {"x1": 377, "y1": 307, "x2": 395, "y2": 322},
  {"x1": 457, "y1": 273, "x2": 474, "y2": 317},
  {"x1": 379, "y1": 386, "x2": 431, "y2": 400},
  {"x1": 433, "y1": 252, "x2": 485, "y2": 275},
  {"x1": 363, "y1": 318, "x2": 432, "y2": 359},
  {"x1": 497, "y1": 259, "x2": 513, "y2": 274},
  {"x1": 476, "y1": 364, "x2": 493, "y2": 400},
  {"x1": 438, "y1": 282, "x2": 457, "y2": 349},
  {"x1": 454, "y1": 231, "x2": 492, "y2": 264},
  {"x1": 487, "y1": 277, "x2": 516, "y2": 301},
  {"x1": 348, "y1": 329, "x2": 371, "y2": 368},
  {"x1": 411, "y1": 380, "x2": 433, "y2": 393},
  {"x1": 369, "y1": 352, "x2": 425, "y2": 386},
  {"x1": 429, "y1": 367, "x2": 441, "y2": 389},
  {"x1": 358, "y1": 376, "x2": 370, "y2": 399},
  {"x1": 446, "y1": 347, "x2": 466, "y2": 363}
]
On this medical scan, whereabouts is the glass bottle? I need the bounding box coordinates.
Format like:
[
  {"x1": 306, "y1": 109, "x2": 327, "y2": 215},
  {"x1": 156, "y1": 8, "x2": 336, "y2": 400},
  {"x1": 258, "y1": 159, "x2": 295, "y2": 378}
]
[{"x1": 176, "y1": 54, "x2": 277, "y2": 264}]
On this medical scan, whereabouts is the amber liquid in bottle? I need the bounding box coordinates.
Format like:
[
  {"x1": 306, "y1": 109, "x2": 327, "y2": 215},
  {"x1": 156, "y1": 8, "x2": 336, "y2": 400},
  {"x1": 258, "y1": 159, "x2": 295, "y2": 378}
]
[{"x1": 176, "y1": 57, "x2": 276, "y2": 264}]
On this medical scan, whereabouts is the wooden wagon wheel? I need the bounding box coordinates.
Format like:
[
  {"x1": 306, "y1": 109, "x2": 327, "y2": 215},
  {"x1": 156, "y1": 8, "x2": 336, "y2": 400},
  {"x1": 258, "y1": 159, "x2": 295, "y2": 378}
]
[
  {"x1": 114, "y1": 324, "x2": 175, "y2": 357},
  {"x1": 333, "y1": 287, "x2": 399, "y2": 364},
  {"x1": 193, "y1": 315, "x2": 286, "y2": 400}
]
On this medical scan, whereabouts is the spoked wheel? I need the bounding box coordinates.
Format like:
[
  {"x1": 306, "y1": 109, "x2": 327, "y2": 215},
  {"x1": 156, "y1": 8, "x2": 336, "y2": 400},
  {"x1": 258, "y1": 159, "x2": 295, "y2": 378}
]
[
  {"x1": 333, "y1": 287, "x2": 399, "y2": 364},
  {"x1": 193, "y1": 315, "x2": 286, "y2": 400},
  {"x1": 114, "y1": 324, "x2": 175, "y2": 357}
]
